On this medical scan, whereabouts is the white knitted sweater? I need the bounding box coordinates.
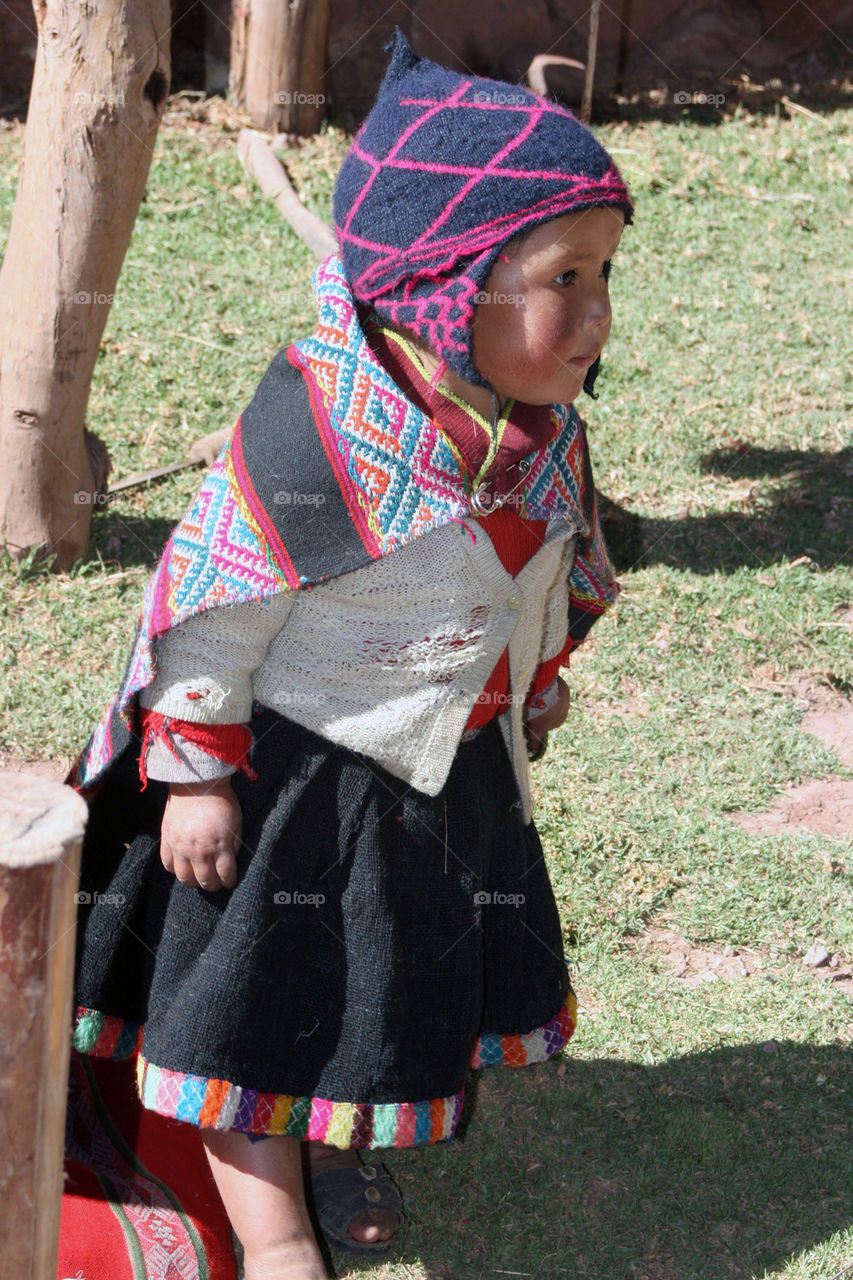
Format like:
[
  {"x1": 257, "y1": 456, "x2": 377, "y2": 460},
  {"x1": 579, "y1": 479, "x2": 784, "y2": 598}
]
[{"x1": 140, "y1": 515, "x2": 576, "y2": 822}]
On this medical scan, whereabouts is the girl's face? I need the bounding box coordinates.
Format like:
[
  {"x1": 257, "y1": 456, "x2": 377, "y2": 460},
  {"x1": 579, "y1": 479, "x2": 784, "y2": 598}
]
[{"x1": 471, "y1": 206, "x2": 625, "y2": 407}]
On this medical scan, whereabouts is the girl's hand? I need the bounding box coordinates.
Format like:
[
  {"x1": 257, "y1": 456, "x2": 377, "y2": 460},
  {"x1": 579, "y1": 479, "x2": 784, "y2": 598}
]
[
  {"x1": 160, "y1": 778, "x2": 242, "y2": 891},
  {"x1": 525, "y1": 676, "x2": 571, "y2": 758}
]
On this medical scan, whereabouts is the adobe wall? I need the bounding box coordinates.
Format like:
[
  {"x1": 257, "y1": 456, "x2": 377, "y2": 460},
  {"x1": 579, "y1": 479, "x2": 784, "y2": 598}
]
[
  {"x1": 329, "y1": 0, "x2": 853, "y2": 117},
  {"x1": 2, "y1": 0, "x2": 851, "y2": 118}
]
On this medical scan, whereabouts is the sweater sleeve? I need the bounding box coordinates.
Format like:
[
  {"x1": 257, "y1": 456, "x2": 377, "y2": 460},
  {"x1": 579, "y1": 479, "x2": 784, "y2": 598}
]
[
  {"x1": 142, "y1": 724, "x2": 241, "y2": 784},
  {"x1": 139, "y1": 593, "x2": 296, "y2": 724},
  {"x1": 138, "y1": 593, "x2": 296, "y2": 784}
]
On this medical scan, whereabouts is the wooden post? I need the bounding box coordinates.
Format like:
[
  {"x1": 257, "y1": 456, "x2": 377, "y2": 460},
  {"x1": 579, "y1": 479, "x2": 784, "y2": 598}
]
[
  {"x1": 0, "y1": 0, "x2": 171, "y2": 568},
  {"x1": 0, "y1": 773, "x2": 88, "y2": 1280},
  {"x1": 580, "y1": 0, "x2": 602, "y2": 122},
  {"x1": 230, "y1": 0, "x2": 330, "y2": 136}
]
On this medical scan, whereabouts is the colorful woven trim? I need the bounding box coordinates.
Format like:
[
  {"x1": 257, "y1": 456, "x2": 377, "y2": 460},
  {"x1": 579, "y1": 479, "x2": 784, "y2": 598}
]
[
  {"x1": 470, "y1": 987, "x2": 577, "y2": 1068},
  {"x1": 136, "y1": 1056, "x2": 463, "y2": 1150},
  {"x1": 73, "y1": 1007, "x2": 144, "y2": 1061},
  {"x1": 71, "y1": 992, "x2": 576, "y2": 1148}
]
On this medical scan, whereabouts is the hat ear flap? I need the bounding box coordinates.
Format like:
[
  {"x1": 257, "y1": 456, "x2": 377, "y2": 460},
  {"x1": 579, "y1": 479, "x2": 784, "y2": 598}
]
[{"x1": 383, "y1": 27, "x2": 420, "y2": 84}]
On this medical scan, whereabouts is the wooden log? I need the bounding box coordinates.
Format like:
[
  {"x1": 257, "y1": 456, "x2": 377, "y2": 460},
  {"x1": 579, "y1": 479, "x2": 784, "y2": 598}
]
[
  {"x1": 0, "y1": 772, "x2": 88, "y2": 1280},
  {"x1": 0, "y1": 0, "x2": 172, "y2": 568},
  {"x1": 230, "y1": 0, "x2": 330, "y2": 136},
  {"x1": 580, "y1": 0, "x2": 602, "y2": 122},
  {"x1": 238, "y1": 128, "x2": 338, "y2": 260}
]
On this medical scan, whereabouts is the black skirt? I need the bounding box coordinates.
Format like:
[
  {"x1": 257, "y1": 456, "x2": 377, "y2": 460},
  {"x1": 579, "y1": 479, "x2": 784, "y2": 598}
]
[{"x1": 72, "y1": 707, "x2": 575, "y2": 1148}]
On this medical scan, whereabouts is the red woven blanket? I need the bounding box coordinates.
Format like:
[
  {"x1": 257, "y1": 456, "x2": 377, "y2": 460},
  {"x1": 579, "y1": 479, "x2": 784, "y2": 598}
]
[{"x1": 60, "y1": 1050, "x2": 236, "y2": 1280}]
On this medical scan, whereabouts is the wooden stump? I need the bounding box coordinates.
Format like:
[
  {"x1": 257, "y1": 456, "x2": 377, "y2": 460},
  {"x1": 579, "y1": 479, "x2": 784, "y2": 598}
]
[{"x1": 0, "y1": 773, "x2": 88, "y2": 1280}]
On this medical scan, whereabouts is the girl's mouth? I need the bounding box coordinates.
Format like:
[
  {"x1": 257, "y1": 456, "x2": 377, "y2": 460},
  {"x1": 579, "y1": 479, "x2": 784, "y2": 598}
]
[{"x1": 565, "y1": 351, "x2": 598, "y2": 370}]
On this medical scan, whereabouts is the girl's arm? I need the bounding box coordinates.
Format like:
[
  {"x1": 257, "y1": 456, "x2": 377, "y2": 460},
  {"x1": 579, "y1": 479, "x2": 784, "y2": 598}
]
[{"x1": 140, "y1": 594, "x2": 295, "y2": 888}]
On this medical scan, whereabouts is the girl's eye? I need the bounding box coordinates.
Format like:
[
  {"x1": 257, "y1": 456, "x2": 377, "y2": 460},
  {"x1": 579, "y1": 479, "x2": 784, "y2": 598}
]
[
  {"x1": 554, "y1": 269, "x2": 577, "y2": 286},
  {"x1": 602, "y1": 259, "x2": 612, "y2": 282}
]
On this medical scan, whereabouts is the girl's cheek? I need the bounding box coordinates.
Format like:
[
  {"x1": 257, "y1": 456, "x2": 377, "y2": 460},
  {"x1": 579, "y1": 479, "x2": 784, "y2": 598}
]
[{"x1": 531, "y1": 307, "x2": 578, "y2": 359}]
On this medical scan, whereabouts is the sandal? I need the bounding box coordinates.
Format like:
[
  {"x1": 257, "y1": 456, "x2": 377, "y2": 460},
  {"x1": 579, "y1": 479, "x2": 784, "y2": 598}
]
[{"x1": 309, "y1": 1160, "x2": 403, "y2": 1257}]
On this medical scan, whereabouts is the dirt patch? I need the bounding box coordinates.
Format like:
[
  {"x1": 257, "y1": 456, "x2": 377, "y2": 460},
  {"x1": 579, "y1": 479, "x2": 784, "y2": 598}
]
[
  {"x1": 735, "y1": 675, "x2": 853, "y2": 841},
  {"x1": 736, "y1": 776, "x2": 853, "y2": 840},
  {"x1": 639, "y1": 923, "x2": 853, "y2": 998},
  {"x1": 0, "y1": 754, "x2": 67, "y2": 785},
  {"x1": 638, "y1": 927, "x2": 765, "y2": 985}
]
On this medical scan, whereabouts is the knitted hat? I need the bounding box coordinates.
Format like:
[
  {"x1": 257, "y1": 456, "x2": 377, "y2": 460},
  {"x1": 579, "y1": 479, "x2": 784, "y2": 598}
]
[{"x1": 334, "y1": 30, "x2": 633, "y2": 394}]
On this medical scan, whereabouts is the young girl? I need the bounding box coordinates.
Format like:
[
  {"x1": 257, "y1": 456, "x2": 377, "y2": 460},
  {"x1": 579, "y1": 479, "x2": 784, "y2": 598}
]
[{"x1": 71, "y1": 32, "x2": 632, "y2": 1279}]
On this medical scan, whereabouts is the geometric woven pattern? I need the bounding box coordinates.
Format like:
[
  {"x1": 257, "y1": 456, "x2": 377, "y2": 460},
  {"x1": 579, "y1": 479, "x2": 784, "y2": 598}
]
[
  {"x1": 470, "y1": 988, "x2": 577, "y2": 1068},
  {"x1": 72, "y1": 992, "x2": 576, "y2": 1149}
]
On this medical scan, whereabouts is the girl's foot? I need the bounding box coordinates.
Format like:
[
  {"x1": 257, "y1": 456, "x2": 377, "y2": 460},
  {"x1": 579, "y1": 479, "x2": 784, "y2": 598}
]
[
  {"x1": 242, "y1": 1239, "x2": 328, "y2": 1280},
  {"x1": 304, "y1": 1142, "x2": 401, "y2": 1248}
]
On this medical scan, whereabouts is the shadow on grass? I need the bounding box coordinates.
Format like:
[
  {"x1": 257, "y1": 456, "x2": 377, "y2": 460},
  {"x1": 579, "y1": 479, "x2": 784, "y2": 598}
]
[
  {"x1": 381, "y1": 1041, "x2": 851, "y2": 1280},
  {"x1": 88, "y1": 511, "x2": 175, "y2": 571},
  {"x1": 600, "y1": 446, "x2": 853, "y2": 575}
]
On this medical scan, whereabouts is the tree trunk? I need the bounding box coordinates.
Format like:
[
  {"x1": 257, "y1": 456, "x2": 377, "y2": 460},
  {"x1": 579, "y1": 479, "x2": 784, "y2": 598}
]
[
  {"x1": 230, "y1": 0, "x2": 329, "y2": 136},
  {"x1": 0, "y1": 0, "x2": 172, "y2": 569},
  {"x1": 0, "y1": 772, "x2": 88, "y2": 1280}
]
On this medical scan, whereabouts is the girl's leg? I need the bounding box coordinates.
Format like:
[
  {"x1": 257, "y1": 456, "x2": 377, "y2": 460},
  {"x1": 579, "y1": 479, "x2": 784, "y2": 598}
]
[{"x1": 201, "y1": 1130, "x2": 327, "y2": 1280}]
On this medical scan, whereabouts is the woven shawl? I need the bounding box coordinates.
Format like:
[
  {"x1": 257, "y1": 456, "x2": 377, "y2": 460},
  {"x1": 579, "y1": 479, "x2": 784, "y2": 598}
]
[{"x1": 72, "y1": 255, "x2": 617, "y2": 792}]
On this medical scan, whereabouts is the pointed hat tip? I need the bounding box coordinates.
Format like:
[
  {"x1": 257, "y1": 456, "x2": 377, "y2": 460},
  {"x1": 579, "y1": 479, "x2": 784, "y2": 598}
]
[{"x1": 383, "y1": 27, "x2": 420, "y2": 83}]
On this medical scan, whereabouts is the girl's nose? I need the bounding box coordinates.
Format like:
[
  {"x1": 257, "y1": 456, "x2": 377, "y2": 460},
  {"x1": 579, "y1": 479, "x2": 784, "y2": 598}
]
[
  {"x1": 583, "y1": 289, "x2": 611, "y2": 331},
  {"x1": 581, "y1": 290, "x2": 607, "y2": 330}
]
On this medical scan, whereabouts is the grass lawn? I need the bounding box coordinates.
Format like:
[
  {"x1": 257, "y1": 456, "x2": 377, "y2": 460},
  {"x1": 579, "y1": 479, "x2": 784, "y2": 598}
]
[{"x1": 0, "y1": 96, "x2": 851, "y2": 1280}]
